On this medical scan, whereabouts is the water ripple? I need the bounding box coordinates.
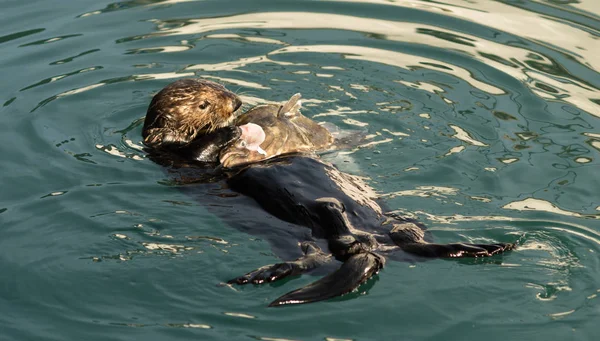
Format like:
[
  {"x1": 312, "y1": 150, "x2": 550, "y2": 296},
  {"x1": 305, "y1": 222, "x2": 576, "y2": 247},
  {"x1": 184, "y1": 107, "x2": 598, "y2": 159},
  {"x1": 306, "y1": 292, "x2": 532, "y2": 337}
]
[{"x1": 2, "y1": 0, "x2": 600, "y2": 340}]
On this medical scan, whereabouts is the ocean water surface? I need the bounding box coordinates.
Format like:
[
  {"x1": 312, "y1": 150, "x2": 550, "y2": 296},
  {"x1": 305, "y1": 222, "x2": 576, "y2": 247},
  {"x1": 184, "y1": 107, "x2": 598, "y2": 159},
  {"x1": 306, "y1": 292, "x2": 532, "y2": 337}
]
[{"x1": 1, "y1": 0, "x2": 600, "y2": 340}]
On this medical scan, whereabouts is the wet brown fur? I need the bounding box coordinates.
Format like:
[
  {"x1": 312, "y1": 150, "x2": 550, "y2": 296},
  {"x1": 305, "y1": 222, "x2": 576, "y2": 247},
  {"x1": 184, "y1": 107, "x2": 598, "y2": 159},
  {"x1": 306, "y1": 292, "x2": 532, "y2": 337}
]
[{"x1": 142, "y1": 79, "x2": 241, "y2": 147}]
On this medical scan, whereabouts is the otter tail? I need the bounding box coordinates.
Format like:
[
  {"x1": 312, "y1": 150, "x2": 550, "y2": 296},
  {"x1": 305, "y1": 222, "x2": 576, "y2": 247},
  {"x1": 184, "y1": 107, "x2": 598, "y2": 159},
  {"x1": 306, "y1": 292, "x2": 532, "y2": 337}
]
[{"x1": 268, "y1": 251, "x2": 384, "y2": 307}]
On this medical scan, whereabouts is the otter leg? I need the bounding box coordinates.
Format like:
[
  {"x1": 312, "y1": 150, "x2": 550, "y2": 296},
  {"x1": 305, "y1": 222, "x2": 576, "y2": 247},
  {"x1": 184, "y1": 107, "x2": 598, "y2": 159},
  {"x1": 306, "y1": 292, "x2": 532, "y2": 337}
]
[
  {"x1": 269, "y1": 252, "x2": 384, "y2": 307},
  {"x1": 266, "y1": 198, "x2": 385, "y2": 307},
  {"x1": 389, "y1": 222, "x2": 514, "y2": 258},
  {"x1": 227, "y1": 242, "x2": 331, "y2": 285},
  {"x1": 314, "y1": 197, "x2": 378, "y2": 260}
]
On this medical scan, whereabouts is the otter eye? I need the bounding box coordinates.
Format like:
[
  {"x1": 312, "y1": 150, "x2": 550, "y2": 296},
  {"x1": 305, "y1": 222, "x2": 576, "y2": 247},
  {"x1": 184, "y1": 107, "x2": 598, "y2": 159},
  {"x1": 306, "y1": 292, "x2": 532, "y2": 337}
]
[{"x1": 198, "y1": 101, "x2": 210, "y2": 110}]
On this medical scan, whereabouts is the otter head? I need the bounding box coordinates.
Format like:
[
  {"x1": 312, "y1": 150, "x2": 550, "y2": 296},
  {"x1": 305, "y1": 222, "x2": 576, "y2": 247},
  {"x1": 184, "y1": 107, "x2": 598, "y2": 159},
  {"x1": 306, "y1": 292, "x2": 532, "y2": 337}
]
[{"x1": 142, "y1": 78, "x2": 242, "y2": 147}]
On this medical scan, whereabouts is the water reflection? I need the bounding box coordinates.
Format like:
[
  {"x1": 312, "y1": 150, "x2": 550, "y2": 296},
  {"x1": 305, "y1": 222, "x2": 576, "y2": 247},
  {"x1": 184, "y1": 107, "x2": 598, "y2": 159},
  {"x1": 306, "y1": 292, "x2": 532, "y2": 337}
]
[
  {"x1": 0, "y1": 28, "x2": 45, "y2": 44},
  {"x1": 137, "y1": 8, "x2": 599, "y2": 115},
  {"x1": 20, "y1": 66, "x2": 103, "y2": 91},
  {"x1": 3, "y1": 0, "x2": 600, "y2": 339},
  {"x1": 50, "y1": 49, "x2": 100, "y2": 65},
  {"x1": 77, "y1": 0, "x2": 198, "y2": 18},
  {"x1": 19, "y1": 34, "x2": 81, "y2": 47},
  {"x1": 30, "y1": 72, "x2": 194, "y2": 112},
  {"x1": 185, "y1": 55, "x2": 305, "y2": 72},
  {"x1": 504, "y1": 197, "x2": 600, "y2": 220}
]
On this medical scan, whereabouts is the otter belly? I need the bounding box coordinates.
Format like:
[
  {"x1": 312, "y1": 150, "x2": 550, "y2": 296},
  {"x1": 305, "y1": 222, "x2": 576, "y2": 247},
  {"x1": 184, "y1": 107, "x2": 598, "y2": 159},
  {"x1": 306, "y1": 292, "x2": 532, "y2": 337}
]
[{"x1": 227, "y1": 156, "x2": 384, "y2": 238}]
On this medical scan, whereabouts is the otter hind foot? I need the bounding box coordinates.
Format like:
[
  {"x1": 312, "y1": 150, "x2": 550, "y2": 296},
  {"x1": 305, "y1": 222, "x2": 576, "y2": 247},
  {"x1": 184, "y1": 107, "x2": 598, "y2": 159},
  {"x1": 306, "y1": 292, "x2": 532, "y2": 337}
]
[
  {"x1": 400, "y1": 242, "x2": 514, "y2": 258},
  {"x1": 227, "y1": 242, "x2": 331, "y2": 285},
  {"x1": 389, "y1": 222, "x2": 514, "y2": 258},
  {"x1": 269, "y1": 252, "x2": 384, "y2": 307}
]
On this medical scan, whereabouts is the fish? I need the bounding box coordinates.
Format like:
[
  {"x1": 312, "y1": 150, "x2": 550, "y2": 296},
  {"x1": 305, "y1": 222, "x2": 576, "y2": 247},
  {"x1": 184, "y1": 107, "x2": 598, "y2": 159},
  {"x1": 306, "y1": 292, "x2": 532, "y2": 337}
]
[{"x1": 219, "y1": 93, "x2": 334, "y2": 168}]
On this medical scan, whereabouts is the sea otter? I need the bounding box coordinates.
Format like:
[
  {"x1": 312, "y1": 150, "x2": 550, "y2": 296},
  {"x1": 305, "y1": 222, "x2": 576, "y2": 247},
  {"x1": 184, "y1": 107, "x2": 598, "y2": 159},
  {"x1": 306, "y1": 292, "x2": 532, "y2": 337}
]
[{"x1": 143, "y1": 79, "x2": 514, "y2": 307}]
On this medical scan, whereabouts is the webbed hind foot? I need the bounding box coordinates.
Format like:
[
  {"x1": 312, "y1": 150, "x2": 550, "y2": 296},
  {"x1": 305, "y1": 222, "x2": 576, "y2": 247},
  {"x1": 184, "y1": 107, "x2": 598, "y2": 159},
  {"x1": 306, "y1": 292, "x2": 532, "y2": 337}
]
[
  {"x1": 389, "y1": 222, "x2": 514, "y2": 258},
  {"x1": 401, "y1": 242, "x2": 513, "y2": 258},
  {"x1": 269, "y1": 251, "x2": 385, "y2": 307},
  {"x1": 227, "y1": 242, "x2": 330, "y2": 285}
]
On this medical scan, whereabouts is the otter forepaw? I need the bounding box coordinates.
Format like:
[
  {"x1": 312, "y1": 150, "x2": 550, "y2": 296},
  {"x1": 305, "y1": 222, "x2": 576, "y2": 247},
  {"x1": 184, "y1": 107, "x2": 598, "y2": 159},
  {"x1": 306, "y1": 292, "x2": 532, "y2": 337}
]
[
  {"x1": 227, "y1": 242, "x2": 331, "y2": 287},
  {"x1": 228, "y1": 262, "x2": 297, "y2": 285}
]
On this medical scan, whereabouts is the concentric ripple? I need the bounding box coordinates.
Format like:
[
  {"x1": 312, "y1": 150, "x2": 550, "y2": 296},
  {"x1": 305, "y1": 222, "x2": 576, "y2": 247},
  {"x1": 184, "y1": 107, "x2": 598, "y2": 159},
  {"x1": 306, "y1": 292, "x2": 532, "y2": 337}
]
[{"x1": 1, "y1": 1, "x2": 599, "y2": 340}]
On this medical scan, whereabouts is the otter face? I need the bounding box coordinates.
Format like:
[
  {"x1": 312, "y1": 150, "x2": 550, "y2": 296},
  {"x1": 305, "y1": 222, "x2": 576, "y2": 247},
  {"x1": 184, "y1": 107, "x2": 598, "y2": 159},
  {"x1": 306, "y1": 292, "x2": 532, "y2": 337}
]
[{"x1": 142, "y1": 79, "x2": 242, "y2": 147}]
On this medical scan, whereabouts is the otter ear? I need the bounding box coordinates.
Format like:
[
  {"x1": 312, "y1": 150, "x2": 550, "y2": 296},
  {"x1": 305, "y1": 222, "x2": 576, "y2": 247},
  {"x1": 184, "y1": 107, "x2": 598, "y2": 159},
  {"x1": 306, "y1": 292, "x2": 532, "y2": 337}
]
[
  {"x1": 143, "y1": 128, "x2": 186, "y2": 147},
  {"x1": 278, "y1": 93, "x2": 302, "y2": 118}
]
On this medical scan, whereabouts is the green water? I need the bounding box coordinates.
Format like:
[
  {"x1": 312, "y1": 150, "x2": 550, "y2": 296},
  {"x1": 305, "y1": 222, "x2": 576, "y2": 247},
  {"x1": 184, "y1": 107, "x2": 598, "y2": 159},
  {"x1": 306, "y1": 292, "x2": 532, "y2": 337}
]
[{"x1": 1, "y1": 0, "x2": 600, "y2": 340}]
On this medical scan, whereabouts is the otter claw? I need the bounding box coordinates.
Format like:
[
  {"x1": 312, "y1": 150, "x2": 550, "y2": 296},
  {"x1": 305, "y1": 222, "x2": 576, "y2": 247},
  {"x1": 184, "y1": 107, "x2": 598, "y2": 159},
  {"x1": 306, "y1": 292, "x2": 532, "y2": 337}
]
[
  {"x1": 451, "y1": 242, "x2": 513, "y2": 257},
  {"x1": 486, "y1": 242, "x2": 514, "y2": 255}
]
